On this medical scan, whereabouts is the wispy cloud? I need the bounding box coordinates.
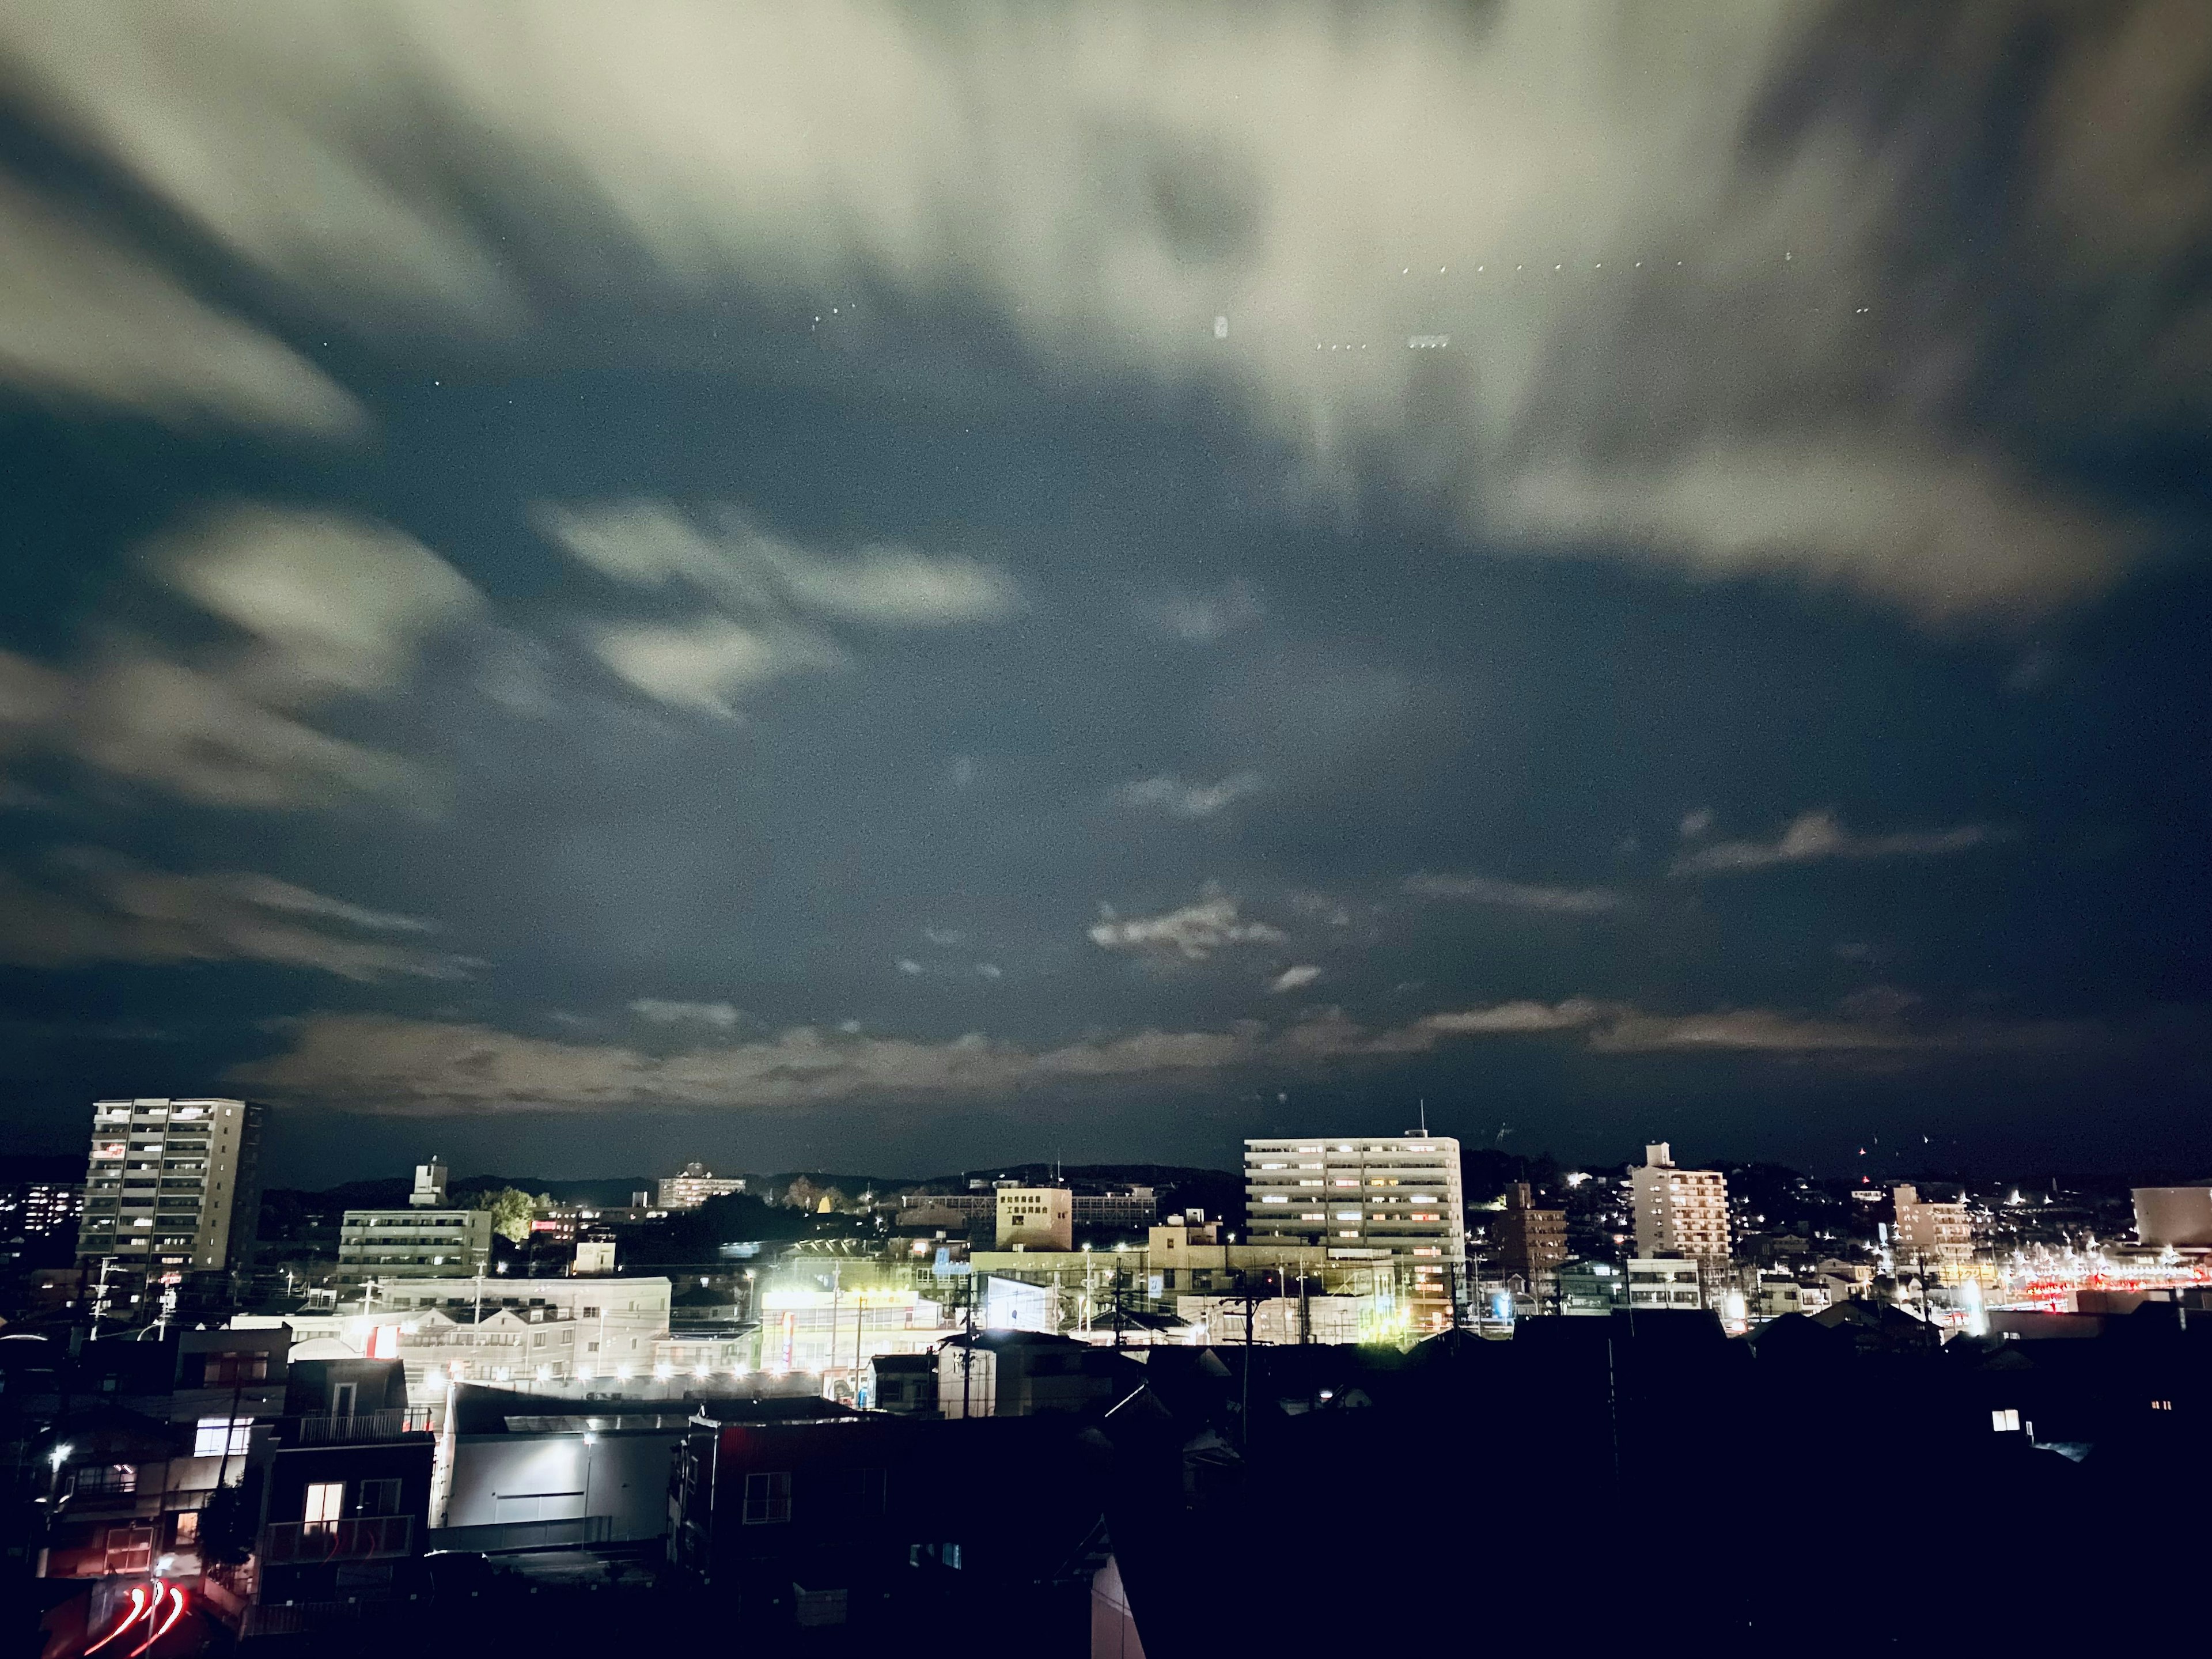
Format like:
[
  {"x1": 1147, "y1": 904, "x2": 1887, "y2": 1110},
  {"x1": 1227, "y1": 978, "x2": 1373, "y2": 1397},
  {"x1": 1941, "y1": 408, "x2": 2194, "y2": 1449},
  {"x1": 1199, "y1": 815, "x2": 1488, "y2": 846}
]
[
  {"x1": 233, "y1": 990, "x2": 2118, "y2": 1115},
  {"x1": 1141, "y1": 581, "x2": 1263, "y2": 645},
  {"x1": 0, "y1": 506, "x2": 474, "y2": 811},
  {"x1": 1112, "y1": 771, "x2": 1264, "y2": 819},
  {"x1": 631, "y1": 998, "x2": 744, "y2": 1028},
  {"x1": 1404, "y1": 872, "x2": 1622, "y2": 914},
  {"x1": 538, "y1": 501, "x2": 1021, "y2": 716},
  {"x1": 0, "y1": 6, "x2": 2176, "y2": 617},
  {"x1": 0, "y1": 176, "x2": 363, "y2": 436},
  {"x1": 1671, "y1": 810, "x2": 1995, "y2": 876},
  {"x1": 0, "y1": 851, "x2": 469, "y2": 980},
  {"x1": 1088, "y1": 893, "x2": 1287, "y2": 960},
  {"x1": 1270, "y1": 964, "x2": 1321, "y2": 994}
]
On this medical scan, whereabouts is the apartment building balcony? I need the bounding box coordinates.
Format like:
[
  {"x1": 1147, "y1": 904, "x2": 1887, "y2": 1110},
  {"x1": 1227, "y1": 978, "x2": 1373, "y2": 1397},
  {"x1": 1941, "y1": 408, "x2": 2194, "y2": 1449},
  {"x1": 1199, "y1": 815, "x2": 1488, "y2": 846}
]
[
  {"x1": 259, "y1": 1514, "x2": 414, "y2": 1565},
  {"x1": 282, "y1": 1408, "x2": 434, "y2": 1445}
]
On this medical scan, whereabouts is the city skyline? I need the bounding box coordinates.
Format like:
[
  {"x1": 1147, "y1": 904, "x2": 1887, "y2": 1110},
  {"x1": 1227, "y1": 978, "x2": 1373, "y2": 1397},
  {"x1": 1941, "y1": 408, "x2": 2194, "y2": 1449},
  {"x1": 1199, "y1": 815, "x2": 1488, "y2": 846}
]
[{"x1": 3, "y1": 4, "x2": 2210, "y2": 1186}]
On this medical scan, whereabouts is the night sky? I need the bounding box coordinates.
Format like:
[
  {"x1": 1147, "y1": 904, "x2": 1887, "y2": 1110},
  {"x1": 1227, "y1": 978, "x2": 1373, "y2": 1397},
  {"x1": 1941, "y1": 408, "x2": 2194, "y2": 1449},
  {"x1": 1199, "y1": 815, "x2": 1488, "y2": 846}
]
[{"x1": 2, "y1": 3, "x2": 2207, "y2": 1185}]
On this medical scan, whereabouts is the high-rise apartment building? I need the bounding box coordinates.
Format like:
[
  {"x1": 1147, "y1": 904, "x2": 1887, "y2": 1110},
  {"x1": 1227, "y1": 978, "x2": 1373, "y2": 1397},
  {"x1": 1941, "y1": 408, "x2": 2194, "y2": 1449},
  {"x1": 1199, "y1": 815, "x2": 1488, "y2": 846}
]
[
  {"x1": 1487, "y1": 1181, "x2": 1569, "y2": 1294},
  {"x1": 76, "y1": 1097, "x2": 264, "y2": 1323},
  {"x1": 1630, "y1": 1143, "x2": 1729, "y2": 1266},
  {"x1": 1890, "y1": 1184, "x2": 1974, "y2": 1275},
  {"x1": 658, "y1": 1161, "x2": 748, "y2": 1210},
  {"x1": 1244, "y1": 1136, "x2": 1467, "y2": 1332}
]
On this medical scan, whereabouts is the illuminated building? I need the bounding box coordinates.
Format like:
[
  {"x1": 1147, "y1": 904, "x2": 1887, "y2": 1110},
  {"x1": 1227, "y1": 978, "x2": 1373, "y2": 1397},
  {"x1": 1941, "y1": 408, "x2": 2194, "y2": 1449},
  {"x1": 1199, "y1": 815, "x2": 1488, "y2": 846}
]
[
  {"x1": 1244, "y1": 1135, "x2": 1467, "y2": 1332},
  {"x1": 1626, "y1": 1256, "x2": 1704, "y2": 1310},
  {"x1": 1630, "y1": 1143, "x2": 1729, "y2": 1270},
  {"x1": 1487, "y1": 1181, "x2": 1569, "y2": 1298},
  {"x1": 35, "y1": 1324, "x2": 291, "y2": 1582},
  {"x1": 368, "y1": 1274, "x2": 671, "y2": 1382},
  {"x1": 334, "y1": 1156, "x2": 494, "y2": 1289},
  {"x1": 658, "y1": 1160, "x2": 748, "y2": 1210},
  {"x1": 0, "y1": 1175, "x2": 81, "y2": 1267},
  {"x1": 1558, "y1": 1259, "x2": 1627, "y2": 1316},
  {"x1": 1890, "y1": 1184, "x2": 1974, "y2": 1276},
  {"x1": 74, "y1": 1097, "x2": 264, "y2": 1325},
  {"x1": 995, "y1": 1185, "x2": 1074, "y2": 1250},
  {"x1": 2131, "y1": 1184, "x2": 2212, "y2": 1248}
]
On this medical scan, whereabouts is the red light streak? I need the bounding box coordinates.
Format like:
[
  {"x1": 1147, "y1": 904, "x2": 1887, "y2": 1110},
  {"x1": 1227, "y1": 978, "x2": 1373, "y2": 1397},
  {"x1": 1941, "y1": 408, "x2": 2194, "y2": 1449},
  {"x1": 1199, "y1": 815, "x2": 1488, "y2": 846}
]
[
  {"x1": 126, "y1": 1587, "x2": 185, "y2": 1657},
  {"x1": 84, "y1": 1587, "x2": 149, "y2": 1656}
]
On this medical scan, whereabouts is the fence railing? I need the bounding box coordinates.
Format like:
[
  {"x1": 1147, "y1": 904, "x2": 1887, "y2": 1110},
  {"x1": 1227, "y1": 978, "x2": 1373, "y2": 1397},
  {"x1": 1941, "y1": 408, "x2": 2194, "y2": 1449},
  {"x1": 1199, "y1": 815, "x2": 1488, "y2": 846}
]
[
  {"x1": 425, "y1": 1514, "x2": 612, "y2": 1554},
  {"x1": 259, "y1": 1514, "x2": 414, "y2": 1564},
  {"x1": 285, "y1": 1408, "x2": 433, "y2": 1444}
]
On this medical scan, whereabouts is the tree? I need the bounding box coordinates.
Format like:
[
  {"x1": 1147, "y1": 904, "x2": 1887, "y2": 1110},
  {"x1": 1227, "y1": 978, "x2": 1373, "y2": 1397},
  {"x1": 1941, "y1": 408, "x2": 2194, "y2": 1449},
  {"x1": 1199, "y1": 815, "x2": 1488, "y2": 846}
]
[
  {"x1": 474, "y1": 1187, "x2": 543, "y2": 1245},
  {"x1": 198, "y1": 1469, "x2": 261, "y2": 1565}
]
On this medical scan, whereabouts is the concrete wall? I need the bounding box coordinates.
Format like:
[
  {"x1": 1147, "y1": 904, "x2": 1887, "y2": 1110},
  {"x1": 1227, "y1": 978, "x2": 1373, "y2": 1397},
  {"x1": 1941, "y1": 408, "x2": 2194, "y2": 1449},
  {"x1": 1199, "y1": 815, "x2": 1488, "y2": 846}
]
[{"x1": 444, "y1": 1429, "x2": 681, "y2": 1540}]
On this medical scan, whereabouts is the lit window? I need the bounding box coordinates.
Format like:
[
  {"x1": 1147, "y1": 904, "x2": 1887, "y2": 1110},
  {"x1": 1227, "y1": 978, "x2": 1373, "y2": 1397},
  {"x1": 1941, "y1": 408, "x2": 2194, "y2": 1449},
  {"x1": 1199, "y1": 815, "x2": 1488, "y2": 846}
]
[
  {"x1": 193, "y1": 1417, "x2": 252, "y2": 1457},
  {"x1": 1990, "y1": 1408, "x2": 2020, "y2": 1433},
  {"x1": 304, "y1": 1481, "x2": 344, "y2": 1530}
]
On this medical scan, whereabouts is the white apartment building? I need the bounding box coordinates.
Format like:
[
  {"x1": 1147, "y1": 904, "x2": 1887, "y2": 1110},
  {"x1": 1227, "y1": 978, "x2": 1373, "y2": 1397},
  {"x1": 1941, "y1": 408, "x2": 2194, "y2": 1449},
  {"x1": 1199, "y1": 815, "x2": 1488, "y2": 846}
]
[
  {"x1": 1891, "y1": 1184, "x2": 1974, "y2": 1275},
  {"x1": 1244, "y1": 1137, "x2": 1467, "y2": 1332},
  {"x1": 1630, "y1": 1143, "x2": 1730, "y2": 1266},
  {"x1": 335, "y1": 1157, "x2": 493, "y2": 1287},
  {"x1": 371, "y1": 1275, "x2": 671, "y2": 1382},
  {"x1": 76, "y1": 1098, "x2": 264, "y2": 1321},
  {"x1": 1626, "y1": 1257, "x2": 1705, "y2": 1310},
  {"x1": 658, "y1": 1161, "x2": 747, "y2": 1210},
  {"x1": 996, "y1": 1186, "x2": 1074, "y2": 1250},
  {"x1": 1175, "y1": 1295, "x2": 1365, "y2": 1345}
]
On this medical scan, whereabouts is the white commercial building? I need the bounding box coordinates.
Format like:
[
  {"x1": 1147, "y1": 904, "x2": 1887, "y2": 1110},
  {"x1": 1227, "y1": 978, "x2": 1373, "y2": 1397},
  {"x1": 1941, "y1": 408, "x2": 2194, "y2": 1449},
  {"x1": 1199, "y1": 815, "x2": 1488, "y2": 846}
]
[
  {"x1": 372, "y1": 1275, "x2": 671, "y2": 1384},
  {"x1": 1626, "y1": 1257, "x2": 1705, "y2": 1311},
  {"x1": 1630, "y1": 1143, "x2": 1730, "y2": 1267},
  {"x1": 1176, "y1": 1295, "x2": 1365, "y2": 1345},
  {"x1": 1891, "y1": 1184, "x2": 1975, "y2": 1276},
  {"x1": 995, "y1": 1187, "x2": 1075, "y2": 1251},
  {"x1": 658, "y1": 1161, "x2": 747, "y2": 1210},
  {"x1": 1244, "y1": 1136, "x2": 1467, "y2": 1334}
]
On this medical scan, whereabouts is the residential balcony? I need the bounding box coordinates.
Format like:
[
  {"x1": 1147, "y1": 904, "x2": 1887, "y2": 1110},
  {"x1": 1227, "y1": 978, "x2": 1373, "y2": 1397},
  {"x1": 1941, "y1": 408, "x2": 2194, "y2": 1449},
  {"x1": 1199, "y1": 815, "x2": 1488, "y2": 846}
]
[
  {"x1": 259, "y1": 1514, "x2": 414, "y2": 1565},
  {"x1": 282, "y1": 1408, "x2": 433, "y2": 1445}
]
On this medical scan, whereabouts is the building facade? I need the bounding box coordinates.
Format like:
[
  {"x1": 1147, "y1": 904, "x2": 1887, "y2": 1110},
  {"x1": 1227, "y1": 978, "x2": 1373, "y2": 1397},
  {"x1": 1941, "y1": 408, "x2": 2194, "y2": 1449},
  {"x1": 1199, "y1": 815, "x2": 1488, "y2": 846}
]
[
  {"x1": 75, "y1": 1098, "x2": 264, "y2": 1325},
  {"x1": 1487, "y1": 1181, "x2": 1569, "y2": 1295},
  {"x1": 1244, "y1": 1136, "x2": 1467, "y2": 1332},
  {"x1": 1626, "y1": 1257, "x2": 1705, "y2": 1310},
  {"x1": 1630, "y1": 1143, "x2": 1730, "y2": 1268},
  {"x1": 995, "y1": 1187, "x2": 1074, "y2": 1250},
  {"x1": 659, "y1": 1161, "x2": 748, "y2": 1210},
  {"x1": 1890, "y1": 1184, "x2": 1974, "y2": 1275},
  {"x1": 335, "y1": 1162, "x2": 494, "y2": 1290}
]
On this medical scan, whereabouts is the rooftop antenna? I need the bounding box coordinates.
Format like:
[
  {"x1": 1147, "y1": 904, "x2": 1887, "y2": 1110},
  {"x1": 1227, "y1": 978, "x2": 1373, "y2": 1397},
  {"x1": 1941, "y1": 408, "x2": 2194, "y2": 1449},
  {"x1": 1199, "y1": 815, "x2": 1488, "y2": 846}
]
[{"x1": 1419, "y1": 1098, "x2": 1428, "y2": 1137}]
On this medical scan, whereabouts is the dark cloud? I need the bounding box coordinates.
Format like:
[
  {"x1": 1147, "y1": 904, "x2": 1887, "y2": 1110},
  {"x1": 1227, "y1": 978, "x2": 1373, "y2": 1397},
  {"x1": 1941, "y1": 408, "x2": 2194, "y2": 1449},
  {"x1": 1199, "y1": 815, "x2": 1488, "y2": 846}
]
[{"x1": 1, "y1": 2, "x2": 2207, "y2": 1177}]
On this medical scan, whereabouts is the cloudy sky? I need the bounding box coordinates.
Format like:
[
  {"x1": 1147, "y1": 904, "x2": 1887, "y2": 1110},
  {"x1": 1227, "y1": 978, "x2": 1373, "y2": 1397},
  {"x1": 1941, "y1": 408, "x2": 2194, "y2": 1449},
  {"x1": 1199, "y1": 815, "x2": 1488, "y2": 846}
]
[{"x1": 2, "y1": 2, "x2": 2208, "y2": 1184}]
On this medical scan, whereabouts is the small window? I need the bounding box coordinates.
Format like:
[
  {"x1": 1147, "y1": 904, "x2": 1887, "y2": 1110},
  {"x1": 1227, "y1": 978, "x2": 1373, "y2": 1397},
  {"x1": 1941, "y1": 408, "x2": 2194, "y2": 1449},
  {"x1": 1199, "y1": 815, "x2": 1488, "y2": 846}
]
[
  {"x1": 194, "y1": 1416, "x2": 252, "y2": 1457},
  {"x1": 743, "y1": 1471, "x2": 792, "y2": 1525},
  {"x1": 304, "y1": 1481, "x2": 344, "y2": 1529},
  {"x1": 1990, "y1": 1408, "x2": 2021, "y2": 1433},
  {"x1": 354, "y1": 1478, "x2": 402, "y2": 1517}
]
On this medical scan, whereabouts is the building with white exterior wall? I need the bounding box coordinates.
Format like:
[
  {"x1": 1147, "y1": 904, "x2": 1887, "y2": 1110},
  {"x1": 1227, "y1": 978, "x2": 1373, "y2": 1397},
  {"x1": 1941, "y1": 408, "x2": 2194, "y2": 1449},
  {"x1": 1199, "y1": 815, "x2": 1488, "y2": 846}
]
[
  {"x1": 1626, "y1": 1257, "x2": 1705, "y2": 1310},
  {"x1": 995, "y1": 1186, "x2": 1074, "y2": 1250},
  {"x1": 371, "y1": 1276, "x2": 671, "y2": 1386},
  {"x1": 335, "y1": 1158, "x2": 494, "y2": 1288},
  {"x1": 1891, "y1": 1184, "x2": 1975, "y2": 1277},
  {"x1": 657, "y1": 1161, "x2": 747, "y2": 1210},
  {"x1": 1175, "y1": 1294, "x2": 1365, "y2": 1345},
  {"x1": 1244, "y1": 1136, "x2": 1467, "y2": 1333},
  {"x1": 1630, "y1": 1143, "x2": 1730, "y2": 1268}
]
